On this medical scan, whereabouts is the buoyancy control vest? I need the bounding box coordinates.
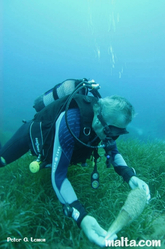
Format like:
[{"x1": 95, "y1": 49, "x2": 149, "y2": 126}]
[{"x1": 29, "y1": 94, "x2": 100, "y2": 164}]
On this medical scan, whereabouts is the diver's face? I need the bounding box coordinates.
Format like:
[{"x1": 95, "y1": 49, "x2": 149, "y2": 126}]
[{"x1": 92, "y1": 112, "x2": 127, "y2": 140}]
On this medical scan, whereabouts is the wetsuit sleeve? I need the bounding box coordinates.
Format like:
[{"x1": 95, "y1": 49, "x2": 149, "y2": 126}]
[
  {"x1": 51, "y1": 109, "x2": 87, "y2": 226},
  {"x1": 111, "y1": 142, "x2": 136, "y2": 183}
]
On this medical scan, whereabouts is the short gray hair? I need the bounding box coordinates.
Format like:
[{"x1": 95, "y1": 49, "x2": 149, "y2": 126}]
[{"x1": 93, "y1": 95, "x2": 135, "y2": 127}]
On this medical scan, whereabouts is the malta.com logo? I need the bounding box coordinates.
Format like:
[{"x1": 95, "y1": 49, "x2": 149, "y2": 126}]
[{"x1": 105, "y1": 237, "x2": 161, "y2": 247}]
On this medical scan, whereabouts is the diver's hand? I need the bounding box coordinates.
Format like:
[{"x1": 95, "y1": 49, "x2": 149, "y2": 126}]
[
  {"x1": 129, "y1": 176, "x2": 151, "y2": 201},
  {"x1": 80, "y1": 215, "x2": 107, "y2": 247}
]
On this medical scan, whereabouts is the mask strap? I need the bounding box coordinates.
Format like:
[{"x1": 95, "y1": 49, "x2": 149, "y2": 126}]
[{"x1": 97, "y1": 112, "x2": 107, "y2": 127}]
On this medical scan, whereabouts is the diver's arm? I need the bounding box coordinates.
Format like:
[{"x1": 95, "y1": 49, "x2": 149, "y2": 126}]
[
  {"x1": 51, "y1": 110, "x2": 88, "y2": 226},
  {"x1": 51, "y1": 145, "x2": 87, "y2": 226},
  {"x1": 111, "y1": 144, "x2": 136, "y2": 183},
  {"x1": 52, "y1": 110, "x2": 108, "y2": 247},
  {"x1": 111, "y1": 144, "x2": 150, "y2": 200}
]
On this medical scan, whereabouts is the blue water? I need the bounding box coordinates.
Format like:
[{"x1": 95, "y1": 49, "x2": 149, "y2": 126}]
[{"x1": 1, "y1": 0, "x2": 165, "y2": 142}]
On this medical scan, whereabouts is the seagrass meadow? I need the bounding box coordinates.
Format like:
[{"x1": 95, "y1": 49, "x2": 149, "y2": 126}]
[{"x1": 0, "y1": 139, "x2": 165, "y2": 249}]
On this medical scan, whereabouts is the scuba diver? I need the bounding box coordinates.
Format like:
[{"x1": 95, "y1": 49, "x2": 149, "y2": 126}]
[{"x1": 0, "y1": 78, "x2": 150, "y2": 247}]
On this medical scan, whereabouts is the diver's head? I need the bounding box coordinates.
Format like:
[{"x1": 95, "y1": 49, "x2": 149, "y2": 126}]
[{"x1": 92, "y1": 95, "x2": 135, "y2": 140}]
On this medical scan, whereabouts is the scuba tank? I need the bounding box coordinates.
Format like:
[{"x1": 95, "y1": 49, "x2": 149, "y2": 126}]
[{"x1": 33, "y1": 78, "x2": 88, "y2": 112}]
